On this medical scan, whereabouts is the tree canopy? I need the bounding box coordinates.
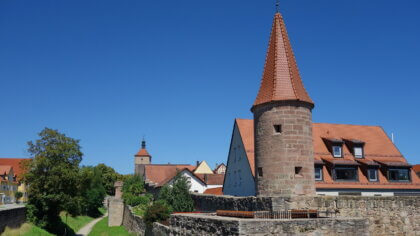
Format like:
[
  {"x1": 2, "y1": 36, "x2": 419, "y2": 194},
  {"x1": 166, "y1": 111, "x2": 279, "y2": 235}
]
[{"x1": 24, "y1": 128, "x2": 83, "y2": 233}]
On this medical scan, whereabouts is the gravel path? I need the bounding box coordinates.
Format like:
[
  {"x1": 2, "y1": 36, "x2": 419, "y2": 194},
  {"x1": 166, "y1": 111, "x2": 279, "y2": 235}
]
[{"x1": 76, "y1": 212, "x2": 108, "y2": 236}]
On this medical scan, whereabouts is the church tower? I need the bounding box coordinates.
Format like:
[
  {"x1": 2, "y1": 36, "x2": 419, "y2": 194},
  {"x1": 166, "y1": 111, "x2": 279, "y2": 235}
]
[
  {"x1": 134, "y1": 139, "x2": 151, "y2": 176},
  {"x1": 251, "y1": 11, "x2": 316, "y2": 197}
]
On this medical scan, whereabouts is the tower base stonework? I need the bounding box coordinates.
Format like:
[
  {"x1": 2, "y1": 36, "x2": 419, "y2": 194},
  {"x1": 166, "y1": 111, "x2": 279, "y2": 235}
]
[{"x1": 253, "y1": 101, "x2": 316, "y2": 197}]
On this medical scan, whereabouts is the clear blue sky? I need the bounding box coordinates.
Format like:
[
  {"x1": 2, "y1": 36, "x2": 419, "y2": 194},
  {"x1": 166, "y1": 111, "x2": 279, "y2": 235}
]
[{"x1": 1, "y1": 0, "x2": 419, "y2": 174}]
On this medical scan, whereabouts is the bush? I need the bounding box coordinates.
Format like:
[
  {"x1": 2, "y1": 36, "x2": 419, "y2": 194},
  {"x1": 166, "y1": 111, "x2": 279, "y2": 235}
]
[
  {"x1": 122, "y1": 175, "x2": 146, "y2": 206},
  {"x1": 158, "y1": 173, "x2": 194, "y2": 212},
  {"x1": 123, "y1": 194, "x2": 150, "y2": 207},
  {"x1": 144, "y1": 200, "x2": 171, "y2": 225},
  {"x1": 15, "y1": 191, "x2": 23, "y2": 201}
]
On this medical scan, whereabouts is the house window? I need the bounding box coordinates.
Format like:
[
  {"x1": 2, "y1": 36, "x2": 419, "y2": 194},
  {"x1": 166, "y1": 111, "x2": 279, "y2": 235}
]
[
  {"x1": 354, "y1": 147, "x2": 363, "y2": 158},
  {"x1": 388, "y1": 168, "x2": 410, "y2": 182},
  {"x1": 258, "y1": 167, "x2": 263, "y2": 177},
  {"x1": 368, "y1": 169, "x2": 378, "y2": 181},
  {"x1": 332, "y1": 146, "x2": 342, "y2": 157},
  {"x1": 334, "y1": 167, "x2": 358, "y2": 181},
  {"x1": 274, "y1": 124, "x2": 282, "y2": 134},
  {"x1": 315, "y1": 167, "x2": 323, "y2": 181}
]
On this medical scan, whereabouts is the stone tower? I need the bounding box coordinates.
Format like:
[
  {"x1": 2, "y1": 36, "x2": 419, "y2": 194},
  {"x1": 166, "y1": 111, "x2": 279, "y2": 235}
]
[
  {"x1": 251, "y1": 12, "x2": 316, "y2": 197},
  {"x1": 134, "y1": 139, "x2": 151, "y2": 176}
]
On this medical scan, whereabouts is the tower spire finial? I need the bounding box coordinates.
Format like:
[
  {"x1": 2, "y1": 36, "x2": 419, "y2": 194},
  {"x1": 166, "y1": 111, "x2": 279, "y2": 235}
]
[
  {"x1": 141, "y1": 137, "x2": 146, "y2": 149},
  {"x1": 276, "y1": 0, "x2": 280, "y2": 13}
]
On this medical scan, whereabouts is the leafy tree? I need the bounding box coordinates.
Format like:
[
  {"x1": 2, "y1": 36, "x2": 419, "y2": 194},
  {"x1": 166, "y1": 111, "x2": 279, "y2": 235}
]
[
  {"x1": 79, "y1": 166, "x2": 106, "y2": 216},
  {"x1": 158, "y1": 173, "x2": 194, "y2": 212},
  {"x1": 15, "y1": 191, "x2": 23, "y2": 202},
  {"x1": 144, "y1": 200, "x2": 171, "y2": 226},
  {"x1": 95, "y1": 163, "x2": 123, "y2": 195},
  {"x1": 24, "y1": 128, "x2": 83, "y2": 234},
  {"x1": 122, "y1": 175, "x2": 146, "y2": 206}
]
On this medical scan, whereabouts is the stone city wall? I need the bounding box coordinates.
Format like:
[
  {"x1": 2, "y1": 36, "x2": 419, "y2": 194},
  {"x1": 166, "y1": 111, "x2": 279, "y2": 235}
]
[
  {"x1": 122, "y1": 204, "x2": 148, "y2": 236},
  {"x1": 191, "y1": 193, "x2": 272, "y2": 212},
  {"x1": 0, "y1": 205, "x2": 26, "y2": 233},
  {"x1": 164, "y1": 214, "x2": 368, "y2": 236},
  {"x1": 191, "y1": 194, "x2": 420, "y2": 235}
]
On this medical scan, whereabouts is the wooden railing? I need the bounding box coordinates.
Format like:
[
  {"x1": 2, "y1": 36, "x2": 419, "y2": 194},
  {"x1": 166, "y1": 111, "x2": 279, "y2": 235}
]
[{"x1": 216, "y1": 209, "x2": 337, "y2": 219}]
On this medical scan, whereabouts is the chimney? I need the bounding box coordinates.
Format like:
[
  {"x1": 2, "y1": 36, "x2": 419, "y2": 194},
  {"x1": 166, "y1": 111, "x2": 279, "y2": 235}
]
[{"x1": 196, "y1": 161, "x2": 200, "y2": 167}]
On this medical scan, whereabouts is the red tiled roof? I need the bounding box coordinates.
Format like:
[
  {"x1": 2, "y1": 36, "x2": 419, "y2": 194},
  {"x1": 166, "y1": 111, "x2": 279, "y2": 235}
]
[
  {"x1": 0, "y1": 165, "x2": 12, "y2": 175},
  {"x1": 234, "y1": 119, "x2": 420, "y2": 190},
  {"x1": 414, "y1": 165, "x2": 420, "y2": 173},
  {"x1": 236, "y1": 119, "x2": 255, "y2": 176},
  {"x1": 144, "y1": 164, "x2": 196, "y2": 187},
  {"x1": 253, "y1": 13, "x2": 313, "y2": 109},
  {"x1": 0, "y1": 158, "x2": 30, "y2": 180},
  {"x1": 196, "y1": 174, "x2": 224, "y2": 185},
  {"x1": 203, "y1": 187, "x2": 223, "y2": 195},
  {"x1": 135, "y1": 148, "x2": 151, "y2": 157}
]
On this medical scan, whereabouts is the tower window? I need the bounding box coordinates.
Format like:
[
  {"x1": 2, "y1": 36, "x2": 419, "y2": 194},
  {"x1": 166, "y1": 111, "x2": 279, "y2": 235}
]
[
  {"x1": 295, "y1": 166, "x2": 302, "y2": 175},
  {"x1": 258, "y1": 167, "x2": 263, "y2": 177},
  {"x1": 332, "y1": 146, "x2": 342, "y2": 158},
  {"x1": 273, "y1": 124, "x2": 282, "y2": 134}
]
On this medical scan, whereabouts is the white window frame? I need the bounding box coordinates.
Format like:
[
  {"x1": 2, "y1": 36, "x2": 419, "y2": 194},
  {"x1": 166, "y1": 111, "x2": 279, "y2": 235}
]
[
  {"x1": 354, "y1": 147, "x2": 363, "y2": 158},
  {"x1": 314, "y1": 167, "x2": 323, "y2": 181},
  {"x1": 332, "y1": 146, "x2": 342, "y2": 157},
  {"x1": 368, "y1": 169, "x2": 378, "y2": 182}
]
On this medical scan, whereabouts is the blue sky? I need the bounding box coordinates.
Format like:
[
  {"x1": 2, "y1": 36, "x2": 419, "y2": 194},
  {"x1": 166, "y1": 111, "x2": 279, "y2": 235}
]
[{"x1": 1, "y1": 0, "x2": 419, "y2": 174}]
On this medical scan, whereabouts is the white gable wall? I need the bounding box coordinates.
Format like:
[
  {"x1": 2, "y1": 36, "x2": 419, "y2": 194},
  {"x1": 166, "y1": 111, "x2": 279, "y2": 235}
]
[
  {"x1": 223, "y1": 123, "x2": 256, "y2": 196},
  {"x1": 168, "y1": 170, "x2": 207, "y2": 193}
]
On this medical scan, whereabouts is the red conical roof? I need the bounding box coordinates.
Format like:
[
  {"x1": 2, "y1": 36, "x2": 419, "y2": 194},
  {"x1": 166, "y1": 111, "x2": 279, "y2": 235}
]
[
  {"x1": 135, "y1": 148, "x2": 150, "y2": 157},
  {"x1": 253, "y1": 13, "x2": 314, "y2": 109}
]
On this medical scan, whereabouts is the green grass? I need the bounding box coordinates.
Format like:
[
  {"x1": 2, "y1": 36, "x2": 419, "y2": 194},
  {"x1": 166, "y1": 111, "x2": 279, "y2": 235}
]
[
  {"x1": 132, "y1": 204, "x2": 147, "y2": 217},
  {"x1": 60, "y1": 212, "x2": 95, "y2": 233},
  {"x1": 2, "y1": 223, "x2": 53, "y2": 236},
  {"x1": 88, "y1": 217, "x2": 134, "y2": 236}
]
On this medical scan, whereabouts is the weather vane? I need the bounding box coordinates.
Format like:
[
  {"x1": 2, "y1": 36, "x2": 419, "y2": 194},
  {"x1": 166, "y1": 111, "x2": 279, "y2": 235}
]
[{"x1": 276, "y1": 0, "x2": 280, "y2": 13}]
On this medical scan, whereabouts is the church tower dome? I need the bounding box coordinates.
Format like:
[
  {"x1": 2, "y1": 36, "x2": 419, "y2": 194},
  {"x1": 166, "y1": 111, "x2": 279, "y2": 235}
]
[{"x1": 252, "y1": 11, "x2": 316, "y2": 197}]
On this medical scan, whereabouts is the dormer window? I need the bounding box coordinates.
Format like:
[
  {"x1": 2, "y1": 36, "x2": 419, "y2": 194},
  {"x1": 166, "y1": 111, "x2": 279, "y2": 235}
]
[
  {"x1": 354, "y1": 147, "x2": 363, "y2": 158},
  {"x1": 332, "y1": 146, "x2": 342, "y2": 158}
]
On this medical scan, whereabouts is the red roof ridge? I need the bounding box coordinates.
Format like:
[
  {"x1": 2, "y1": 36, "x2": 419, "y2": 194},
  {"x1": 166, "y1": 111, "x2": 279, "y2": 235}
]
[{"x1": 313, "y1": 122, "x2": 382, "y2": 128}]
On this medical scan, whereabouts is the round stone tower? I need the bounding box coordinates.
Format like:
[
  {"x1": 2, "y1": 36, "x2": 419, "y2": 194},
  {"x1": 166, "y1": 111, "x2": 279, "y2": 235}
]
[{"x1": 251, "y1": 12, "x2": 316, "y2": 197}]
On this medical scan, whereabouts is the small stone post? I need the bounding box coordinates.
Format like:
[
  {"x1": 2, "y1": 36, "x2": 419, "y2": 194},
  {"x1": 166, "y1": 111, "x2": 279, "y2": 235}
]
[{"x1": 108, "y1": 181, "x2": 125, "y2": 227}]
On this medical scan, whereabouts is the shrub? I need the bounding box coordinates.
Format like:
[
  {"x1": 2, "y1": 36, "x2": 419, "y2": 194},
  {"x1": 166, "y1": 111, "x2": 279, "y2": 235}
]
[
  {"x1": 124, "y1": 194, "x2": 150, "y2": 207},
  {"x1": 158, "y1": 173, "x2": 194, "y2": 212},
  {"x1": 15, "y1": 191, "x2": 23, "y2": 201},
  {"x1": 144, "y1": 200, "x2": 171, "y2": 225}
]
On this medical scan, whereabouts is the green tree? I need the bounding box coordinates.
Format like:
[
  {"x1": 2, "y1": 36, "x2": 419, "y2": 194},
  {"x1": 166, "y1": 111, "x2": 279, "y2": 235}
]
[
  {"x1": 79, "y1": 166, "x2": 106, "y2": 217},
  {"x1": 15, "y1": 191, "x2": 23, "y2": 202},
  {"x1": 122, "y1": 175, "x2": 146, "y2": 206},
  {"x1": 158, "y1": 173, "x2": 194, "y2": 212},
  {"x1": 24, "y1": 128, "x2": 83, "y2": 234},
  {"x1": 95, "y1": 163, "x2": 123, "y2": 196}
]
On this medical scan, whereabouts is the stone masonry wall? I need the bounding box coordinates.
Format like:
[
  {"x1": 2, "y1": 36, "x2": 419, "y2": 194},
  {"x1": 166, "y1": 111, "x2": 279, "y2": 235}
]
[
  {"x1": 253, "y1": 102, "x2": 316, "y2": 196},
  {"x1": 0, "y1": 205, "x2": 26, "y2": 233},
  {"x1": 191, "y1": 193, "x2": 272, "y2": 212},
  {"x1": 165, "y1": 214, "x2": 367, "y2": 236},
  {"x1": 122, "y1": 204, "x2": 148, "y2": 236},
  {"x1": 192, "y1": 194, "x2": 420, "y2": 235}
]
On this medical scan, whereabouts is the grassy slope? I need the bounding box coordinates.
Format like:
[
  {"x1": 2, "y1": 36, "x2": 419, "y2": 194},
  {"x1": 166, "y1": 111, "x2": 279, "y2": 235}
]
[
  {"x1": 88, "y1": 217, "x2": 134, "y2": 236},
  {"x1": 1, "y1": 223, "x2": 53, "y2": 236},
  {"x1": 60, "y1": 212, "x2": 95, "y2": 233}
]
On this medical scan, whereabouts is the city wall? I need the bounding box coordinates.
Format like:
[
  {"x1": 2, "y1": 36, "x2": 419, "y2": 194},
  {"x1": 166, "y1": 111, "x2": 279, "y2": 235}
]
[
  {"x1": 0, "y1": 205, "x2": 26, "y2": 233},
  {"x1": 192, "y1": 193, "x2": 420, "y2": 235}
]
